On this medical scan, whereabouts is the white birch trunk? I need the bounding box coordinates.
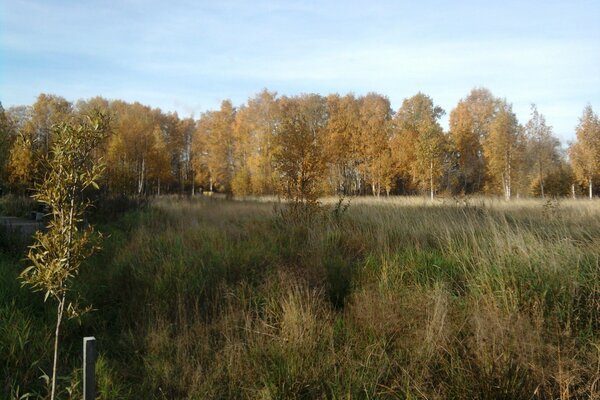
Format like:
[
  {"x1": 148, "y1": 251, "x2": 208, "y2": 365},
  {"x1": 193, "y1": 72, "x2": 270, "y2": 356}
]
[
  {"x1": 430, "y1": 160, "x2": 434, "y2": 201},
  {"x1": 138, "y1": 158, "x2": 145, "y2": 195}
]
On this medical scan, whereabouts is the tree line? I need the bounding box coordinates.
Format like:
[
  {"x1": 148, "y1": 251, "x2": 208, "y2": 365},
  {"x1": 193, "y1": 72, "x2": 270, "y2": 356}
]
[{"x1": 1, "y1": 88, "x2": 599, "y2": 200}]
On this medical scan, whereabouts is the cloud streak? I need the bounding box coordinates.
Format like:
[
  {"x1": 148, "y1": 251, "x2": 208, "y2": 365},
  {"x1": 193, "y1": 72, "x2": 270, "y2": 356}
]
[{"x1": 1, "y1": 0, "x2": 599, "y2": 142}]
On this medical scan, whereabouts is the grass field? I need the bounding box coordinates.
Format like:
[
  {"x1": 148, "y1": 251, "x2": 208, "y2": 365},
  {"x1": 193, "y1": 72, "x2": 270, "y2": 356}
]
[{"x1": 1, "y1": 196, "x2": 599, "y2": 399}]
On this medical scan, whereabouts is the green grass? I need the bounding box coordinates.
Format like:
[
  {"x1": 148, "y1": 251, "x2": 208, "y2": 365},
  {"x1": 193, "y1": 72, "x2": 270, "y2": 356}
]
[
  {"x1": 1, "y1": 196, "x2": 599, "y2": 399},
  {"x1": 0, "y1": 194, "x2": 36, "y2": 218}
]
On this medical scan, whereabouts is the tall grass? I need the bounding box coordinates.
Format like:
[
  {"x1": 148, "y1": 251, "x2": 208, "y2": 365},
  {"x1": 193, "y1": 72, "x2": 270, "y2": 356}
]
[
  {"x1": 2, "y1": 196, "x2": 599, "y2": 398},
  {"x1": 0, "y1": 194, "x2": 36, "y2": 218}
]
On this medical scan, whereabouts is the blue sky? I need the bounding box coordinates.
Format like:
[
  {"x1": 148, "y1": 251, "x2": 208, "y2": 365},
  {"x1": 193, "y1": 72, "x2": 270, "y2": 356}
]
[{"x1": 1, "y1": 0, "x2": 599, "y2": 143}]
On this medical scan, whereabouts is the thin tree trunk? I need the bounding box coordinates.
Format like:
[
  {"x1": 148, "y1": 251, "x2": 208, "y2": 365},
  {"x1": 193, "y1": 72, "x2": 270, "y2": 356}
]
[
  {"x1": 49, "y1": 190, "x2": 77, "y2": 399},
  {"x1": 506, "y1": 153, "x2": 512, "y2": 201},
  {"x1": 590, "y1": 177, "x2": 593, "y2": 199},
  {"x1": 50, "y1": 294, "x2": 65, "y2": 400},
  {"x1": 50, "y1": 194, "x2": 76, "y2": 399},
  {"x1": 138, "y1": 158, "x2": 145, "y2": 195},
  {"x1": 430, "y1": 160, "x2": 434, "y2": 201},
  {"x1": 539, "y1": 161, "x2": 545, "y2": 199},
  {"x1": 572, "y1": 184, "x2": 576, "y2": 199}
]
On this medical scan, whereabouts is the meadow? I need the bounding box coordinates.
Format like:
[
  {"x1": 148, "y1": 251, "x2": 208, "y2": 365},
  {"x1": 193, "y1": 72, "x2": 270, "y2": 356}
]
[{"x1": 1, "y1": 196, "x2": 599, "y2": 399}]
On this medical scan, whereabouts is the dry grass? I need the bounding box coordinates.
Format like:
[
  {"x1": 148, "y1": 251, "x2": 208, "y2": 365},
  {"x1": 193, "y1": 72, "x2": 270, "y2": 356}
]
[{"x1": 2, "y1": 195, "x2": 599, "y2": 398}]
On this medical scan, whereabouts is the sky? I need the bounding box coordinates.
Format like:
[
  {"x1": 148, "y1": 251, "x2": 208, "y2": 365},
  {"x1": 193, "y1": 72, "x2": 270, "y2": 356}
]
[{"x1": 1, "y1": 0, "x2": 599, "y2": 143}]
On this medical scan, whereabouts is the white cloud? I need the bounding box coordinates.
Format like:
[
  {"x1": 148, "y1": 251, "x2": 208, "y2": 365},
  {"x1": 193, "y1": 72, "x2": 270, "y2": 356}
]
[{"x1": 2, "y1": 0, "x2": 599, "y2": 142}]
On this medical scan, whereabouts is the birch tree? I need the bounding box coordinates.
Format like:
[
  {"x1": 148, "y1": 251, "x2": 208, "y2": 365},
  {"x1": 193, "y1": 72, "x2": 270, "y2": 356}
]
[
  {"x1": 569, "y1": 105, "x2": 600, "y2": 199},
  {"x1": 193, "y1": 101, "x2": 236, "y2": 193},
  {"x1": 484, "y1": 102, "x2": 523, "y2": 200},
  {"x1": 358, "y1": 93, "x2": 392, "y2": 196},
  {"x1": 324, "y1": 94, "x2": 360, "y2": 195},
  {"x1": 106, "y1": 102, "x2": 157, "y2": 195},
  {"x1": 231, "y1": 91, "x2": 280, "y2": 196},
  {"x1": 273, "y1": 94, "x2": 327, "y2": 205},
  {"x1": 524, "y1": 104, "x2": 560, "y2": 198},
  {"x1": 393, "y1": 93, "x2": 446, "y2": 199},
  {"x1": 448, "y1": 88, "x2": 498, "y2": 193}
]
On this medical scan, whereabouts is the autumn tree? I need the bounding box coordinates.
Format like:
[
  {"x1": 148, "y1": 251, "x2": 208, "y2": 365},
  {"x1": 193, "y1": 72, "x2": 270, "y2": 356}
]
[
  {"x1": 75, "y1": 98, "x2": 196, "y2": 195},
  {"x1": 273, "y1": 94, "x2": 327, "y2": 205},
  {"x1": 569, "y1": 105, "x2": 600, "y2": 199},
  {"x1": 231, "y1": 90, "x2": 280, "y2": 195},
  {"x1": 449, "y1": 102, "x2": 476, "y2": 193},
  {"x1": 392, "y1": 93, "x2": 446, "y2": 199},
  {"x1": 524, "y1": 104, "x2": 561, "y2": 198},
  {"x1": 0, "y1": 103, "x2": 16, "y2": 189},
  {"x1": 27, "y1": 94, "x2": 73, "y2": 154},
  {"x1": 232, "y1": 100, "x2": 260, "y2": 196},
  {"x1": 191, "y1": 114, "x2": 211, "y2": 192},
  {"x1": 390, "y1": 114, "x2": 417, "y2": 194},
  {"x1": 379, "y1": 149, "x2": 396, "y2": 196},
  {"x1": 534, "y1": 158, "x2": 574, "y2": 197},
  {"x1": 75, "y1": 96, "x2": 110, "y2": 117},
  {"x1": 176, "y1": 117, "x2": 197, "y2": 194},
  {"x1": 357, "y1": 93, "x2": 393, "y2": 196},
  {"x1": 7, "y1": 95, "x2": 73, "y2": 190},
  {"x1": 8, "y1": 131, "x2": 36, "y2": 191},
  {"x1": 105, "y1": 101, "x2": 168, "y2": 195},
  {"x1": 193, "y1": 100, "x2": 236, "y2": 193},
  {"x1": 415, "y1": 121, "x2": 447, "y2": 200},
  {"x1": 448, "y1": 88, "x2": 498, "y2": 193},
  {"x1": 7, "y1": 106, "x2": 37, "y2": 191},
  {"x1": 147, "y1": 125, "x2": 171, "y2": 195},
  {"x1": 483, "y1": 102, "x2": 523, "y2": 200},
  {"x1": 5, "y1": 89, "x2": 587, "y2": 198},
  {"x1": 322, "y1": 94, "x2": 361, "y2": 195}
]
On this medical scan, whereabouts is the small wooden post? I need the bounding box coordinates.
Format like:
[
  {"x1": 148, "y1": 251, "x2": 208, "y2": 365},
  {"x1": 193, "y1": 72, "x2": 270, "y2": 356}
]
[{"x1": 83, "y1": 337, "x2": 96, "y2": 400}]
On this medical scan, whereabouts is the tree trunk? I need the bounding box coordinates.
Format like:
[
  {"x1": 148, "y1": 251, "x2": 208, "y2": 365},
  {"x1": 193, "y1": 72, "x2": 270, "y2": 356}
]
[
  {"x1": 138, "y1": 158, "x2": 145, "y2": 195},
  {"x1": 589, "y1": 176, "x2": 593, "y2": 199},
  {"x1": 539, "y1": 161, "x2": 545, "y2": 199},
  {"x1": 572, "y1": 184, "x2": 576, "y2": 199},
  {"x1": 430, "y1": 161, "x2": 434, "y2": 201},
  {"x1": 506, "y1": 152, "x2": 512, "y2": 201},
  {"x1": 50, "y1": 195, "x2": 75, "y2": 399},
  {"x1": 50, "y1": 295, "x2": 66, "y2": 400}
]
